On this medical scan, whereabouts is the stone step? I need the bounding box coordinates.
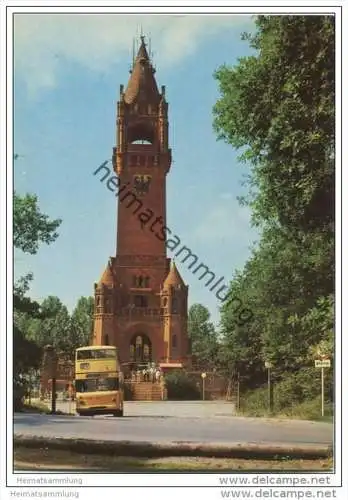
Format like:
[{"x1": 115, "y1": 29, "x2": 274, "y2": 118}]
[
  {"x1": 131, "y1": 382, "x2": 164, "y2": 401},
  {"x1": 124, "y1": 381, "x2": 167, "y2": 401}
]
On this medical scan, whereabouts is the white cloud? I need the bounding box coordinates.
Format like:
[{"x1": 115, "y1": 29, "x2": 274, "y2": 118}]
[{"x1": 14, "y1": 13, "x2": 252, "y2": 93}]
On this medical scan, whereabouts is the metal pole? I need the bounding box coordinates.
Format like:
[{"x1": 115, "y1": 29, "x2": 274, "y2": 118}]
[
  {"x1": 268, "y1": 367, "x2": 273, "y2": 413},
  {"x1": 28, "y1": 375, "x2": 32, "y2": 405},
  {"x1": 236, "y1": 374, "x2": 240, "y2": 411},
  {"x1": 51, "y1": 378, "x2": 57, "y2": 414},
  {"x1": 202, "y1": 378, "x2": 205, "y2": 401},
  {"x1": 321, "y1": 367, "x2": 325, "y2": 417}
]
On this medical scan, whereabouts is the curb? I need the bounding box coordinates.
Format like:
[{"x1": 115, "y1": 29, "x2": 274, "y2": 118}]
[{"x1": 14, "y1": 435, "x2": 332, "y2": 460}]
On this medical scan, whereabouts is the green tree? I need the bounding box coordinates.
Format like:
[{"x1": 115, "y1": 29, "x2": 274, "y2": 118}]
[
  {"x1": 188, "y1": 304, "x2": 219, "y2": 370},
  {"x1": 13, "y1": 276, "x2": 43, "y2": 378},
  {"x1": 14, "y1": 193, "x2": 61, "y2": 254},
  {"x1": 213, "y1": 16, "x2": 334, "y2": 398},
  {"x1": 214, "y1": 15, "x2": 334, "y2": 235},
  {"x1": 13, "y1": 188, "x2": 62, "y2": 408},
  {"x1": 71, "y1": 296, "x2": 94, "y2": 350},
  {"x1": 27, "y1": 296, "x2": 71, "y2": 351}
]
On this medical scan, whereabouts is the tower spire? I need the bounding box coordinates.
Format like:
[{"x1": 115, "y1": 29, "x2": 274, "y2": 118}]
[
  {"x1": 124, "y1": 36, "x2": 159, "y2": 105},
  {"x1": 132, "y1": 36, "x2": 135, "y2": 67}
]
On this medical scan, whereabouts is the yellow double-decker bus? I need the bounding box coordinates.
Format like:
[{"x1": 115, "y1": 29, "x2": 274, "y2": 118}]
[{"x1": 75, "y1": 345, "x2": 124, "y2": 417}]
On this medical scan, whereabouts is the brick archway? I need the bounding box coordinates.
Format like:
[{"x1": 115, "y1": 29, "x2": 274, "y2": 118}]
[{"x1": 129, "y1": 333, "x2": 152, "y2": 364}]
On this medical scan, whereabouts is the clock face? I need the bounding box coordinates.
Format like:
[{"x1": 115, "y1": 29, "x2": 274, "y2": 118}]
[{"x1": 133, "y1": 174, "x2": 151, "y2": 196}]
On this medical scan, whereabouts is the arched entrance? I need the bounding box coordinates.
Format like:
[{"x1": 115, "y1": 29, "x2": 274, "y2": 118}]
[{"x1": 129, "y1": 334, "x2": 152, "y2": 364}]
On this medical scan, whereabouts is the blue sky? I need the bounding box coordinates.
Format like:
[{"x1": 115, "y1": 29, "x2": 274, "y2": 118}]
[{"x1": 14, "y1": 14, "x2": 259, "y2": 326}]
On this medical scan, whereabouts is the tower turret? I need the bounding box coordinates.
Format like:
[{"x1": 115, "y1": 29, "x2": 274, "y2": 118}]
[
  {"x1": 161, "y1": 261, "x2": 189, "y2": 363},
  {"x1": 93, "y1": 258, "x2": 115, "y2": 345}
]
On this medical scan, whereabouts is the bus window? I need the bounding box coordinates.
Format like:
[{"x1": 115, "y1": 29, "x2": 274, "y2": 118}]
[
  {"x1": 77, "y1": 350, "x2": 92, "y2": 360},
  {"x1": 95, "y1": 349, "x2": 116, "y2": 359},
  {"x1": 96, "y1": 377, "x2": 120, "y2": 391},
  {"x1": 75, "y1": 377, "x2": 120, "y2": 392},
  {"x1": 75, "y1": 379, "x2": 97, "y2": 392},
  {"x1": 76, "y1": 349, "x2": 116, "y2": 360}
]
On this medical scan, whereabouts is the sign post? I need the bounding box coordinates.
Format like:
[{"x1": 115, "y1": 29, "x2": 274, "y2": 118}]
[
  {"x1": 44, "y1": 345, "x2": 58, "y2": 414},
  {"x1": 265, "y1": 361, "x2": 273, "y2": 413},
  {"x1": 201, "y1": 372, "x2": 207, "y2": 401},
  {"x1": 236, "y1": 372, "x2": 240, "y2": 411},
  {"x1": 315, "y1": 359, "x2": 331, "y2": 417}
]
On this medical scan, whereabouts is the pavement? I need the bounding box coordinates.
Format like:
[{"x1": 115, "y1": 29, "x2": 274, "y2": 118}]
[
  {"x1": 47, "y1": 399, "x2": 238, "y2": 418},
  {"x1": 14, "y1": 401, "x2": 333, "y2": 448}
]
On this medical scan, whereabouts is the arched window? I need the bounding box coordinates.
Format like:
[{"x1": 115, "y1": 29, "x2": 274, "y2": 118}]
[
  {"x1": 131, "y1": 139, "x2": 153, "y2": 145},
  {"x1": 130, "y1": 334, "x2": 152, "y2": 363},
  {"x1": 135, "y1": 336, "x2": 142, "y2": 360},
  {"x1": 127, "y1": 121, "x2": 155, "y2": 144},
  {"x1": 143, "y1": 344, "x2": 150, "y2": 361},
  {"x1": 132, "y1": 276, "x2": 150, "y2": 289},
  {"x1": 130, "y1": 344, "x2": 135, "y2": 361}
]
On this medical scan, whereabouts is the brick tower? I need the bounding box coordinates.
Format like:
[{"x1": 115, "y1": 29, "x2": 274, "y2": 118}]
[{"x1": 92, "y1": 37, "x2": 190, "y2": 369}]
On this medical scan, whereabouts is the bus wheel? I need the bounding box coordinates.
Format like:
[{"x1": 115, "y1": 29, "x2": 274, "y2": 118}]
[{"x1": 113, "y1": 409, "x2": 123, "y2": 417}]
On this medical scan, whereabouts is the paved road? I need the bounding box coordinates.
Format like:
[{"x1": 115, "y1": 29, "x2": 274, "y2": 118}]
[
  {"x1": 48, "y1": 400, "x2": 237, "y2": 418},
  {"x1": 14, "y1": 402, "x2": 332, "y2": 446}
]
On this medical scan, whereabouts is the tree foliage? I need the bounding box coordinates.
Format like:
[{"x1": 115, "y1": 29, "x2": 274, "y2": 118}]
[
  {"x1": 213, "y1": 15, "x2": 334, "y2": 397},
  {"x1": 14, "y1": 193, "x2": 62, "y2": 254},
  {"x1": 214, "y1": 15, "x2": 334, "y2": 234},
  {"x1": 164, "y1": 371, "x2": 201, "y2": 400},
  {"x1": 71, "y1": 296, "x2": 94, "y2": 350},
  {"x1": 19, "y1": 295, "x2": 95, "y2": 358},
  {"x1": 13, "y1": 188, "x2": 62, "y2": 408},
  {"x1": 24, "y1": 296, "x2": 71, "y2": 349},
  {"x1": 188, "y1": 304, "x2": 219, "y2": 370}
]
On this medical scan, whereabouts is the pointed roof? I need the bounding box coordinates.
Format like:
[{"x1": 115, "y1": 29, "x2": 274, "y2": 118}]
[
  {"x1": 163, "y1": 261, "x2": 186, "y2": 288},
  {"x1": 124, "y1": 37, "x2": 160, "y2": 105},
  {"x1": 137, "y1": 36, "x2": 148, "y2": 60},
  {"x1": 98, "y1": 261, "x2": 115, "y2": 286}
]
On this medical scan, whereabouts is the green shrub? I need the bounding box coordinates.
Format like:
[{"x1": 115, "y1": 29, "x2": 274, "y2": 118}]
[
  {"x1": 164, "y1": 371, "x2": 201, "y2": 400},
  {"x1": 240, "y1": 368, "x2": 334, "y2": 419},
  {"x1": 279, "y1": 396, "x2": 334, "y2": 421},
  {"x1": 239, "y1": 386, "x2": 269, "y2": 416}
]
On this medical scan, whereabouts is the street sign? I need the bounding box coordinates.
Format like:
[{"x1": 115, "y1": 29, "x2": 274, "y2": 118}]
[
  {"x1": 315, "y1": 359, "x2": 331, "y2": 368},
  {"x1": 201, "y1": 372, "x2": 207, "y2": 379},
  {"x1": 265, "y1": 361, "x2": 272, "y2": 369},
  {"x1": 315, "y1": 358, "x2": 331, "y2": 418}
]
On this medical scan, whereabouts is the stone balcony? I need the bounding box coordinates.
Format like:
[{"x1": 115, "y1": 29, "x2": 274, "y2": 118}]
[{"x1": 119, "y1": 307, "x2": 161, "y2": 318}]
